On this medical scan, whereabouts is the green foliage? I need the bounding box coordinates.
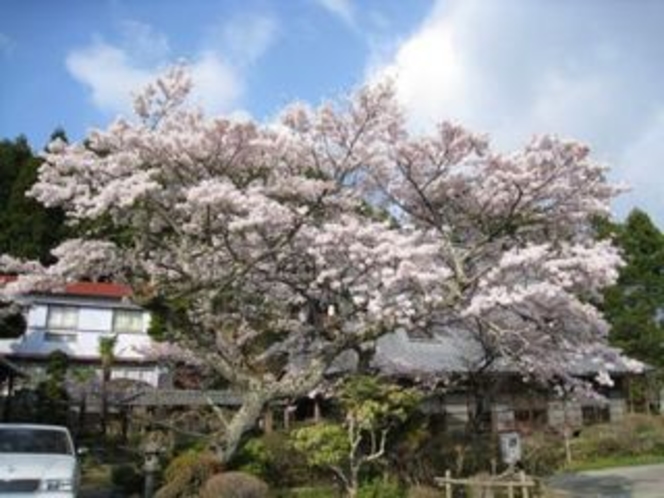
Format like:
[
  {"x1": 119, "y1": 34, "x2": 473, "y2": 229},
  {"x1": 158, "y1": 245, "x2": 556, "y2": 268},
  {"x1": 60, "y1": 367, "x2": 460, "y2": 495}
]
[
  {"x1": 292, "y1": 377, "x2": 420, "y2": 469},
  {"x1": 597, "y1": 209, "x2": 664, "y2": 367},
  {"x1": 292, "y1": 376, "x2": 421, "y2": 496},
  {"x1": 357, "y1": 478, "x2": 404, "y2": 498},
  {"x1": 340, "y1": 376, "x2": 421, "y2": 430},
  {"x1": 0, "y1": 304, "x2": 26, "y2": 339},
  {"x1": 0, "y1": 135, "x2": 69, "y2": 263},
  {"x1": 385, "y1": 422, "x2": 499, "y2": 483},
  {"x1": 521, "y1": 415, "x2": 664, "y2": 475},
  {"x1": 234, "y1": 433, "x2": 311, "y2": 488},
  {"x1": 405, "y1": 485, "x2": 440, "y2": 498},
  {"x1": 145, "y1": 294, "x2": 193, "y2": 341},
  {"x1": 35, "y1": 350, "x2": 70, "y2": 425},
  {"x1": 45, "y1": 349, "x2": 70, "y2": 380},
  {"x1": 110, "y1": 463, "x2": 144, "y2": 495},
  {"x1": 275, "y1": 486, "x2": 338, "y2": 497},
  {"x1": 99, "y1": 335, "x2": 117, "y2": 368},
  {"x1": 235, "y1": 437, "x2": 271, "y2": 477},
  {"x1": 521, "y1": 432, "x2": 567, "y2": 476},
  {"x1": 292, "y1": 422, "x2": 349, "y2": 469},
  {"x1": 155, "y1": 449, "x2": 222, "y2": 498},
  {"x1": 573, "y1": 414, "x2": 664, "y2": 462},
  {"x1": 199, "y1": 471, "x2": 270, "y2": 498}
]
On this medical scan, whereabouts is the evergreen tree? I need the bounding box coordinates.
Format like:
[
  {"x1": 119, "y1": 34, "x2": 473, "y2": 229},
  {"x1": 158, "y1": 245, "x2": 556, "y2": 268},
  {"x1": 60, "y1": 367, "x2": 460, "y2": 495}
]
[
  {"x1": 0, "y1": 133, "x2": 68, "y2": 263},
  {"x1": 600, "y1": 209, "x2": 664, "y2": 367}
]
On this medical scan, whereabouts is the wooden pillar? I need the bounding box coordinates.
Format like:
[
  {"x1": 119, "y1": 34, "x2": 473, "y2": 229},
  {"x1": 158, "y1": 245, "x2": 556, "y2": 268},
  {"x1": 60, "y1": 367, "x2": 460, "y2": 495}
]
[
  {"x1": 519, "y1": 471, "x2": 529, "y2": 498},
  {"x1": 444, "y1": 469, "x2": 452, "y2": 498},
  {"x1": 2, "y1": 374, "x2": 14, "y2": 422},
  {"x1": 263, "y1": 408, "x2": 273, "y2": 434},
  {"x1": 283, "y1": 405, "x2": 295, "y2": 431},
  {"x1": 313, "y1": 397, "x2": 321, "y2": 423}
]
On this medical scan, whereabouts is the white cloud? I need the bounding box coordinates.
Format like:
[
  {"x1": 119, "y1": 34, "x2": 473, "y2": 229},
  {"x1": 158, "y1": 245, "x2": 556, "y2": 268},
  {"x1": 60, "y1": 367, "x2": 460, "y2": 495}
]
[
  {"x1": 118, "y1": 20, "x2": 171, "y2": 64},
  {"x1": 66, "y1": 15, "x2": 277, "y2": 117},
  {"x1": 369, "y1": 9, "x2": 469, "y2": 134},
  {"x1": 221, "y1": 14, "x2": 279, "y2": 65},
  {"x1": 189, "y1": 52, "x2": 242, "y2": 112},
  {"x1": 66, "y1": 41, "x2": 154, "y2": 113},
  {"x1": 368, "y1": 0, "x2": 664, "y2": 227},
  {"x1": 313, "y1": 0, "x2": 355, "y2": 27}
]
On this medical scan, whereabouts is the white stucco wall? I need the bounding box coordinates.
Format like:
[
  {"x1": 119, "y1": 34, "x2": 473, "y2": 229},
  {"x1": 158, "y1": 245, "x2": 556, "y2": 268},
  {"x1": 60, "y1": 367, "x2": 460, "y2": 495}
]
[{"x1": 0, "y1": 298, "x2": 154, "y2": 362}]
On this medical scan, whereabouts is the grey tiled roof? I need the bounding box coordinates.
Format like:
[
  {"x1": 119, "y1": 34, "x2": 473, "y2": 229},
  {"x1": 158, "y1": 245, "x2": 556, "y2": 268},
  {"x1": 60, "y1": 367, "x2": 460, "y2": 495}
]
[
  {"x1": 123, "y1": 389, "x2": 242, "y2": 407},
  {"x1": 371, "y1": 330, "x2": 645, "y2": 377}
]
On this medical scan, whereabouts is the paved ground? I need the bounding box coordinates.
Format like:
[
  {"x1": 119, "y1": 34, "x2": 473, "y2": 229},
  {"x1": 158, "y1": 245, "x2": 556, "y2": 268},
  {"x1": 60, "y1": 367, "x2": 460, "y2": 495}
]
[{"x1": 548, "y1": 463, "x2": 664, "y2": 497}]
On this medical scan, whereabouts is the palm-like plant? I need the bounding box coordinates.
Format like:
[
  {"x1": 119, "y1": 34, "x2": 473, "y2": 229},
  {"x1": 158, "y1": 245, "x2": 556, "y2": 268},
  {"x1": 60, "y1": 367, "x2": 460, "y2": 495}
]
[{"x1": 98, "y1": 335, "x2": 117, "y2": 436}]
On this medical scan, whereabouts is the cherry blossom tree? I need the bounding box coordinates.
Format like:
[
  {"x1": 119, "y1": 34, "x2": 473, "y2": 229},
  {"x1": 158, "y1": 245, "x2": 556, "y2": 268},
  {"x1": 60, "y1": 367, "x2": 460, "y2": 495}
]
[{"x1": 0, "y1": 66, "x2": 625, "y2": 462}]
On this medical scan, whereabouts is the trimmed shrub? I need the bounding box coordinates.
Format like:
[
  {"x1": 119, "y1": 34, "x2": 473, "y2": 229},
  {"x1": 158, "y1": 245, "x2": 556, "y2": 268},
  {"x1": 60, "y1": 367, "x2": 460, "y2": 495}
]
[
  {"x1": 155, "y1": 450, "x2": 222, "y2": 498},
  {"x1": 200, "y1": 471, "x2": 270, "y2": 498},
  {"x1": 234, "y1": 432, "x2": 312, "y2": 487},
  {"x1": 110, "y1": 464, "x2": 143, "y2": 495}
]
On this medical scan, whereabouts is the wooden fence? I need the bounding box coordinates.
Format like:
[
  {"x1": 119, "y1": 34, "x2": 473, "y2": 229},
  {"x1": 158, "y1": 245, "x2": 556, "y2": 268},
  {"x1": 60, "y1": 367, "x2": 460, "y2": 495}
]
[{"x1": 435, "y1": 469, "x2": 537, "y2": 498}]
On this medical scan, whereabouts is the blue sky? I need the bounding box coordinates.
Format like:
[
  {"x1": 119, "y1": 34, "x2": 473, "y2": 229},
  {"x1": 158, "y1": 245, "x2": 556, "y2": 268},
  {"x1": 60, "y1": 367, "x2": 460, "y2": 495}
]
[{"x1": 1, "y1": 0, "x2": 663, "y2": 227}]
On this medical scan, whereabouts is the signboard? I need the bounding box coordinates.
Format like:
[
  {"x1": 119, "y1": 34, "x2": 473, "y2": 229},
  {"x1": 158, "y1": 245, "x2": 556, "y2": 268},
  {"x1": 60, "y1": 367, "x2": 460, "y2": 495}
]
[{"x1": 499, "y1": 431, "x2": 522, "y2": 466}]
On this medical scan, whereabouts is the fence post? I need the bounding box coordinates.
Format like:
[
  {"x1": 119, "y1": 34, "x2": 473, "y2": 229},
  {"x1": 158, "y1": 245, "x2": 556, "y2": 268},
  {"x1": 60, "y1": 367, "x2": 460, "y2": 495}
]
[
  {"x1": 508, "y1": 481, "x2": 514, "y2": 498},
  {"x1": 519, "y1": 470, "x2": 529, "y2": 498},
  {"x1": 445, "y1": 469, "x2": 452, "y2": 498}
]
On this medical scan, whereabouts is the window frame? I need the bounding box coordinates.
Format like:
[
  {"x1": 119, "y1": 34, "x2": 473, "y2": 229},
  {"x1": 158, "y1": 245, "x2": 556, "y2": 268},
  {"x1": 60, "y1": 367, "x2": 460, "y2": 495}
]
[
  {"x1": 112, "y1": 309, "x2": 145, "y2": 334},
  {"x1": 46, "y1": 305, "x2": 79, "y2": 330}
]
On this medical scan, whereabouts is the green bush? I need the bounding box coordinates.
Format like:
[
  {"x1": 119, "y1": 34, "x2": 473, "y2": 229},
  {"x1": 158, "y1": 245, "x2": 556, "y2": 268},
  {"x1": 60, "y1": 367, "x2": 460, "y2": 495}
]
[
  {"x1": 358, "y1": 477, "x2": 404, "y2": 498},
  {"x1": 234, "y1": 432, "x2": 312, "y2": 487},
  {"x1": 393, "y1": 429, "x2": 499, "y2": 482},
  {"x1": 276, "y1": 485, "x2": 338, "y2": 497},
  {"x1": 155, "y1": 449, "x2": 222, "y2": 498},
  {"x1": 200, "y1": 471, "x2": 270, "y2": 498},
  {"x1": 522, "y1": 432, "x2": 566, "y2": 476},
  {"x1": 406, "y1": 485, "x2": 441, "y2": 498},
  {"x1": 110, "y1": 463, "x2": 143, "y2": 495},
  {"x1": 572, "y1": 414, "x2": 664, "y2": 463},
  {"x1": 521, "y1": 414, "x2": 664, "y2": 475}
]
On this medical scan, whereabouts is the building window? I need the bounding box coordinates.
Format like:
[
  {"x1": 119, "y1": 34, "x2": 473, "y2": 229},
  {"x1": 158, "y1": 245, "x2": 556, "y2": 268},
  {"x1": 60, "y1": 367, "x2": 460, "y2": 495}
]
[
  {"x1": 44, "y1": 332, "x2": 77, "y2": 343},
  {"x1": 113, "y1": 310, "x2": 144, "y2": 333},
  {"x1": 582, "y1": 405, "x2": 610, "y2": 426},
  {"x1": 47, "y1": 306, "x2": 78, "y2": 330}
]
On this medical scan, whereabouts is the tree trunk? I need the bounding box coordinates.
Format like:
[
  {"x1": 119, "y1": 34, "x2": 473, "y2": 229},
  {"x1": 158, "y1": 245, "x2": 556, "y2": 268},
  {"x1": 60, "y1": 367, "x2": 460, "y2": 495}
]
[
  {"x1": 100, "y1": 376, "x2": 108, "y2": 436},
  {"x1": 217, "y1": 389, "x2": 270, "y2": 464},
  {"x1": 347, "y1": 466, "x2": 360, "y2": 498}
]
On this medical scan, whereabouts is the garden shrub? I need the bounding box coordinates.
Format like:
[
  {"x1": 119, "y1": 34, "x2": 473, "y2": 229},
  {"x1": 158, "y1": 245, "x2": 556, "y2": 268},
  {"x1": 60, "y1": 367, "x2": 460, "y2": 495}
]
[
  {"x1": 569, "y1": 414, "x2": 664, "y2": 463},
  {"x1": 406, "y1": 485, "x2": 441, "y2": 498},
  {"x1": 234, "y1": 432, "x2": 312, "y2": 487},
  {"x1": 110, "y1": 463, "x2": 143, "y2": 495},
  {"x1": 199, "y1": 471, "x2": 270, "y2": 498},
  {"x1": 521, "y1": 414, "x2": 664, "y2": 474},
  {"x1": 357, "y1": 477, "x2": 404, "y2": 498},
  {"x1": 521, "y1": 432, "x2": 566, "y2": 476},
  {"x1": 277, "y1": 485, "x2": 338, "y2": 497},
  {"x1": 155, "y1": 449, "x2": 222, "y2": 498},
  {"x1": 394, "y1": 429, "x2": 499, "y2": 482}
]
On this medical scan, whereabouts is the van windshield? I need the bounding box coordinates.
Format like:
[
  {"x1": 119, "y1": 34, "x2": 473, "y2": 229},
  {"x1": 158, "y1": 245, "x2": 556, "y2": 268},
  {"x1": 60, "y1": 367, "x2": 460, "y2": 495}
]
[{"x1": 0, "y1": 428, "x2": 73, "y2": 455}]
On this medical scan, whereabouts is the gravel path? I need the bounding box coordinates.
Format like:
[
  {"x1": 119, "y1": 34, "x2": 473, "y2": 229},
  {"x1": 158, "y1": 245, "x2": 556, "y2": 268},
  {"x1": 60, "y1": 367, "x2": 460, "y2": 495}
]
[{"x1": 548, "y1": 463, "x2": 664, "y2": 497}]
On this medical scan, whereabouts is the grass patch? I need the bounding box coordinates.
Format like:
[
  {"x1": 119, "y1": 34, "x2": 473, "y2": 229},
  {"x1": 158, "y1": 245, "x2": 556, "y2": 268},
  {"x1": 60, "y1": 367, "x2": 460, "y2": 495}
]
[
  {"x1": 523, "y1": 414, "x2": 664, "y2": 476},
  {"x1": 275, "y1": 485, "x2": 339, "y2": 497},
  {"x1": 80, "y1": 463, "x2": 113, "y2": 491},
  {"x1": 567, "y1": 453, "x2": 664, "y2": 472}
]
